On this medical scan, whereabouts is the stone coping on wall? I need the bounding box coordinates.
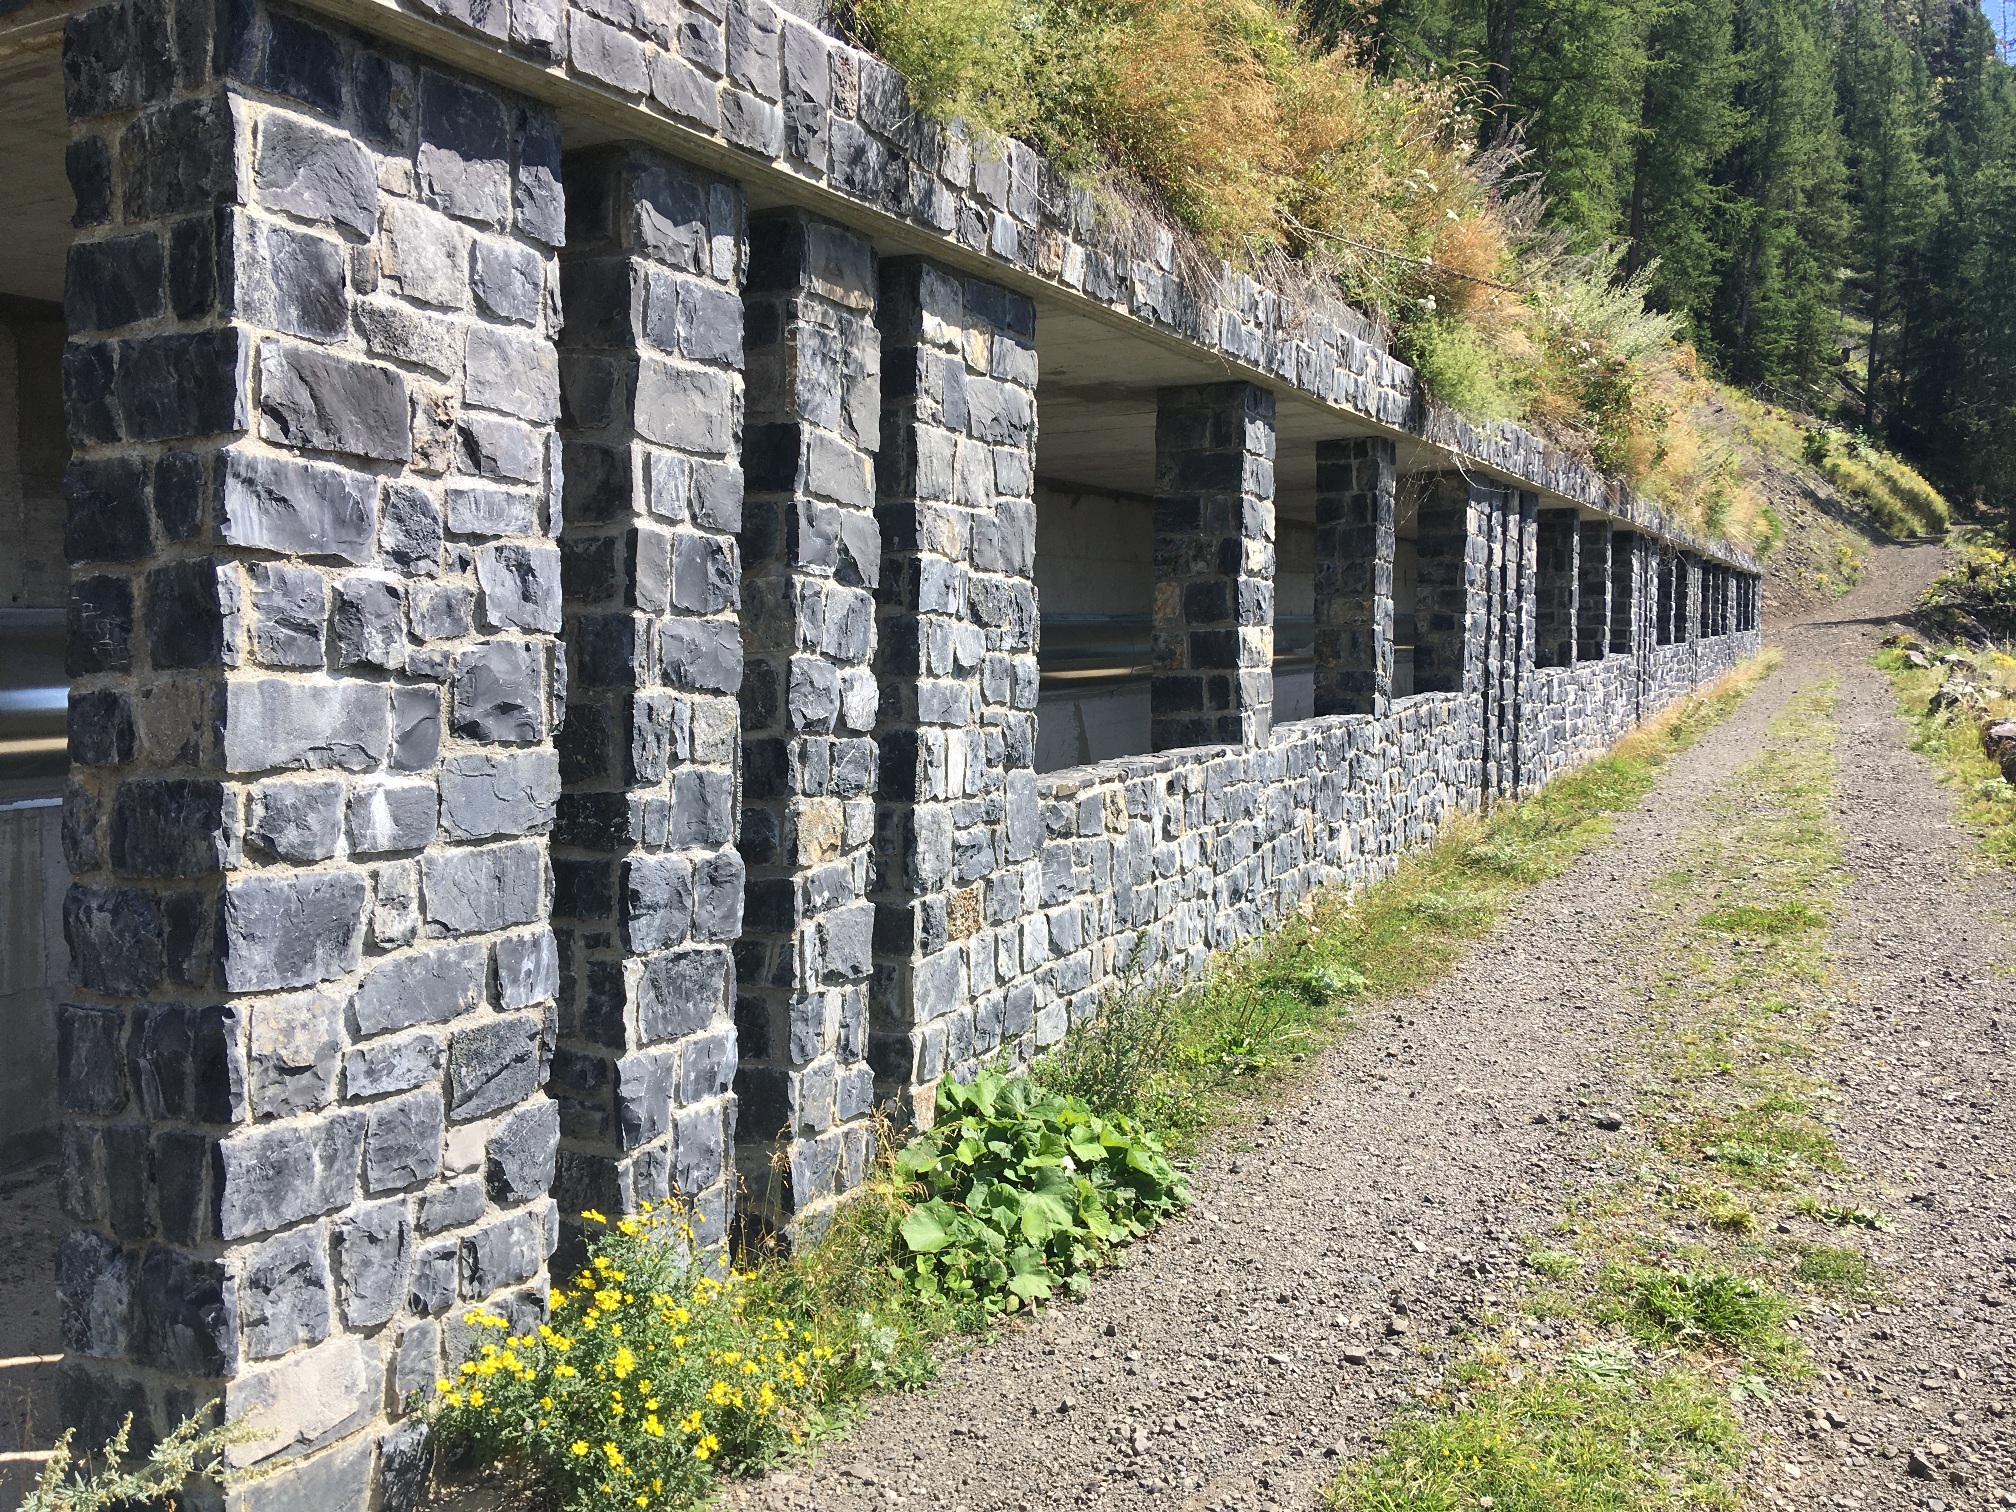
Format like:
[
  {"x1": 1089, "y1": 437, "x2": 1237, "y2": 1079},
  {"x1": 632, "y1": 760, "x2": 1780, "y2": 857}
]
[{"x1": 75, "y1": 0, "x2": 1772, "y2": 576}]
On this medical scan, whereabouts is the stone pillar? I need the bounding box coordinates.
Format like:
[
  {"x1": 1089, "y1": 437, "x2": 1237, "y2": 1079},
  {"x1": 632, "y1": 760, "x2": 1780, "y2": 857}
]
[
  {"x1": 1150, "y1": 383, "x2": 1276, "y2": 751},
  {"x1": 869, "y1": 261, "x2": 1041, "y2": 1121},
  {"x1": 1655, "y1": 547, "x2": 1677, "y2": 645},
  {"x1": 1506, "y1": 491, "x2": 1537, "y2": 794},
  {"x1": 1311, "y1": 437, "x2": 1393, "y2": 718},
  {"x1": 1412, "y1": 473, "x2": 1489, "y2": 699},
  {"x1": 1681, "y1": 554, "x2": 1701, "y2": 642},
  {"x1": 549, "y1": 147, "x2": 746, "y2": 1251},
  {"x1": 1608, "y1": 530, "x2": 1636, "y2": 654},
  {"x1": 733, "y1": 210, "x2": 881, "y2": 1236},
  {"x1": 57, "y1": 2, "x2": 566, "y2": 1497},
  {"x1": 1534, "y1": 507, "x2": 1579, "y2": 668},
  {"x1": 1577, "y1": 520, "x2": 1611, "y2": 662}
]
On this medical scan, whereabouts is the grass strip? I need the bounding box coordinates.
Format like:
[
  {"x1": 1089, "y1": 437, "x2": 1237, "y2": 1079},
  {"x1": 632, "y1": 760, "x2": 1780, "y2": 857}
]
[
  {"x1": 1329, "y1": 676, "x2": 1893, "y2": 1512},
  {"x1": 1874, "y1": 642, "x2": 2016, "y2": 865}
]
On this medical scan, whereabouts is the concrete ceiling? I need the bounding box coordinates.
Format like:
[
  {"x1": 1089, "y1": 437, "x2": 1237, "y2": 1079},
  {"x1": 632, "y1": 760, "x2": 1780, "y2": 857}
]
[{"x1": 0, "y1": 32, "x2": 71, "y2": 305}]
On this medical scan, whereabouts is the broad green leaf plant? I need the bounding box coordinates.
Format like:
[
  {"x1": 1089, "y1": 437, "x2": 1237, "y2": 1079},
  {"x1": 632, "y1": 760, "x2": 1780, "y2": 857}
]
[{"x1": 894, "y1": 1069, "x2": 1189, "y2": 1314}]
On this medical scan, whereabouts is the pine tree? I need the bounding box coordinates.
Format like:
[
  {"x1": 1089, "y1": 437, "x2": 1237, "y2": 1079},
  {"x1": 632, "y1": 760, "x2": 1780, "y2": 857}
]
[
  {"x1": 1626, "y1": 0, "x2": 1739, "y2": 335},
  {"x1": 1837, "y1": 0, "x2": 1939, "y2": 432},
  {"x1": 1713, "y1": 0, "x2": 1848, "y2": 392}
]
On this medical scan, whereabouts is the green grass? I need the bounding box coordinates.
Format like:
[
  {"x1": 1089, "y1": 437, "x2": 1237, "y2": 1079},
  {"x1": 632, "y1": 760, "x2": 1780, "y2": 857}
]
[
  {"x1": 1875, "y1": 642, "x2": 2016, "y2": 865},
  {"x1": 1327, "y1": 1364, "x2": 1745, "y2": 1512},
  {"x1": 1793, "y1": 1243, "x2": 1877, "y2": 1297}
]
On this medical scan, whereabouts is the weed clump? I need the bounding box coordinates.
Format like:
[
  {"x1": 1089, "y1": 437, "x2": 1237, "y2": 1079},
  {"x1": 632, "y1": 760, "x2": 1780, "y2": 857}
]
[
  {"x1": 1612, "y1": 1265, "x2": 1792, "y2": 1351},
  {"x1": 894, "y1": 1070, "x2": 1188, "y2": 1316}
]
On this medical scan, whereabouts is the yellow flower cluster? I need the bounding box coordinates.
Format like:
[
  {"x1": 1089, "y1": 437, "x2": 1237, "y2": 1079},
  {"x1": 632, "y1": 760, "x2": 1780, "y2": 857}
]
[{"x1": 430, "y1": 1201, "x2": 838, "y2": 1511}]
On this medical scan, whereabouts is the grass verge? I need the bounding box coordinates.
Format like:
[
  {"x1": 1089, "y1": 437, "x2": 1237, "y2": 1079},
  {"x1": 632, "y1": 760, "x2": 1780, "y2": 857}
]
[
  {"x1": 1875, "y1": 640, "x2": 2016, "y2": 864},
  {"x1": 1330, "y1": 676, "x2": 1891, "y2": 1511}
]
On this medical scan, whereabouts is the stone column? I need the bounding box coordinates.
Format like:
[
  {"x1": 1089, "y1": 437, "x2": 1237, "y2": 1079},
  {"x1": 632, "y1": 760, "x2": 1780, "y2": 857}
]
[
  {"x1": 1534, "y1": 507, "x2": 1579, "y2": 668},
  {"x1": 1412, "y1": 472, "x2": 1490, "y2": 699},
  {"x1": 733, "y1": 210, "x2": 880, "y2": 1236},
  {"x1": 1150, "y1": 383, "x2": 1276, "y2": 751},
  {"x1": 549, "y1": 147, "x2": 746, "y2": 1251},
  {"x1": 1681, "y1": 554, "x2": 1701, "y2": 642},
  {"x1": 869, "y1": 260, "x2": 1041, "y2": 1122},
  {"x1": 1577, "y1": 519, "x2": 1611, "y2": 662},
  {"x1": 1608, "y1": 530, "x2": 1636, "y2": 654},
  {"x1": 1311, "y1": 437, "x2": 1393, "y2": 718},
  {"x1": 1506, "y1": 491, "x2": 1537, "y2": 794},
  {"x1": 58, "y1": 3, "x2": 566, "y2": 1498}
]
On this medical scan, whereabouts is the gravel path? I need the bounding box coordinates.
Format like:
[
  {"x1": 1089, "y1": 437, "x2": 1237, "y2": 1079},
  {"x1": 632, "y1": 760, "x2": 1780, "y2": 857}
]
[{"x1": 731, "y1": 540, "x2": 2016, "y2": 1512}]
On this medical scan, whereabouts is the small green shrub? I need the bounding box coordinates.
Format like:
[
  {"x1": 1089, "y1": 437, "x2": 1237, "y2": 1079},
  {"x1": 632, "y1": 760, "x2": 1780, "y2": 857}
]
[
  {"x1": 895, "y1": 1070, "x2": 1188, "y2": 1315},
  {"x1": 23, "y1": 1412, "x2": 243, "y2": 1512},
  {"x1": 1033, "y1": 955, "x2": 1180, "y2": 1122}
]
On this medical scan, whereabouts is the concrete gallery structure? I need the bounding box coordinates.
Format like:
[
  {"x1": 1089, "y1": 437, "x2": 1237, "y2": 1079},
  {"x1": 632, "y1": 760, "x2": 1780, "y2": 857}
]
[{"x1": 0, "y1": 0, "x2": 1761, "y2": 1501}]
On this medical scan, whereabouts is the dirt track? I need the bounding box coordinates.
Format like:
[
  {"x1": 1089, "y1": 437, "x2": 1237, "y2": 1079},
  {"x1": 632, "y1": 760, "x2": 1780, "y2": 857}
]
[{"x1": 733, "y1": 540, "x2": 2016, "y2": 1512}]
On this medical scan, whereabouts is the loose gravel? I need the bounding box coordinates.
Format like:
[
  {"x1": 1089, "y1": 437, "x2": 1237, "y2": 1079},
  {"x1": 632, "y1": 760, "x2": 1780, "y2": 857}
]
[{"x1": 729, "y1": 540, "x2": 2016, "y2": 1512}]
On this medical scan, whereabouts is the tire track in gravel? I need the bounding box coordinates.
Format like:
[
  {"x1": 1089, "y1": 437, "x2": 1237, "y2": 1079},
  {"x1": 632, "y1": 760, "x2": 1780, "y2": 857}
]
[{"x1": 731, "y1": 541, "x2": 2013, "y2": 1512}]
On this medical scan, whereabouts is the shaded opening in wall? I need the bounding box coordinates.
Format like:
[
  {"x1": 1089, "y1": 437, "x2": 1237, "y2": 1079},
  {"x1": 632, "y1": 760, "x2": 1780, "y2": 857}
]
[
  {"x1": 1609, "y1": 530, "x2": 1635, "y2": 654},
  {"x1": 1031, "y1": 480, "x2": 1155, "y2": 772},
  {"x1": 1655, "y1": 552, "x2": 1677, "y2": 647},
  {"x1": 1392, "y1": 484, "x2": 1419, "y2": 699}
]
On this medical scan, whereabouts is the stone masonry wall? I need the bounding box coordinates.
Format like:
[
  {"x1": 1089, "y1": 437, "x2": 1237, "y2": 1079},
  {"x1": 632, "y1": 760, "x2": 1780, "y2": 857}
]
[
  {"x1": 549, "y1": 145, "x2": 747, "y2": 1252},
  {"x1": 868, "y1": 260, "x2": 1042, "y2": 1125},
  {"x1": 58, "y1": 2, "x2": 568, "y2": 1501},
  {"x1": 733, "y1": 209, "x2": 882, "y2": 1233}
]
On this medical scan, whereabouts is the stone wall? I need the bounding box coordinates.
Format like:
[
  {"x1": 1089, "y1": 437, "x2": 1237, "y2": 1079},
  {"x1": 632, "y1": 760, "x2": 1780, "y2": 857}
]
[
  {"x1": 57, "y1": 2, "x2": 567, "y2": 1497},
  {"x1": 36, "y1": 0, "x2": 1771, "y2": 1502}
]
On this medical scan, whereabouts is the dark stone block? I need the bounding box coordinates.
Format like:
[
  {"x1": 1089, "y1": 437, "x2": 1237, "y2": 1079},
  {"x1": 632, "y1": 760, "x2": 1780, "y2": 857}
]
[
  {"x1": 120, "y1": 95, "x2": 235, "y2": 221},
  {"x1": 64, "y1": 456, "x2": 150, "y2": 564},
  {"x1": 258, "y1": 341, "x2": 411, "y2": 463},
  {"x1": 68, "y1": 687, "x2": 136, "y2": 767},
  {"x1": 258, "y1": 11, "x2": 345, "y2": 117},
  {"x1": 263, "y1": 223, "x2": 349, "y2": 341},
  {"x1": 65, "y1": 233, "x2": 164, "y2": 334},
  {"x1": 115, "y1": 329, "x2": 246, "y2": 443},
  {"x1": 153, "y1": 450, "x2": 205, "y2": 540},
  {"x1": 63, "y1": 5, "x2": 135, "y2": 119},
  {"x1": 446, "y1": 1015, "x2": 542, "y2": 1122},
  {"x1": 238, "y1": 1226, "x2": 332, "y2": 1360},
  {"x1": 485, "y1": 1099, "x2": 559, "y2": 1204},
  {"x1": 143, "y1": 558, "x2": 226, "y2": 668},
  {"x1": 67, "y1": 575, "x2": 132, "y2": 676},
  {"x1": 57, "y1": 1002, "x2": 127, "y2": 1116},
  {"x1": 65, "y1": 885, "x2": 161, "y2": 994},
  {"x1": 154, "y1": 1127, "x2": 212, "y2": 1245},
  {"x1": 109, "y1": 779, "x2": 224, "y2": 879},
  {"x1": 57, "y1": 1230, "x2": 130, "y2": 1359},
  {"x1": 134, "y1": 1245, "x2": 231, "y2": 1375},
  {"x1": 128, "y1": 1002, "x2": 238, "y2": 1122},
  {"x1": 63, "y1": 340, "x2": 119, "y2": 446},
  {"x1": 67, "y1": 136, "x2": 112, "y2": 226},
  {"x1": 167, "y1": 213, "x2": 218, "y2": 320},
  {"x1": 162, "y1": 888, "x2": 213, "y2": 988},
  {"x1": 419, "y1": 69, "x2": 510, "y2": 226},
  {"x1": 637, "y1": 948, "x2": 727, "y2": 1045}
]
